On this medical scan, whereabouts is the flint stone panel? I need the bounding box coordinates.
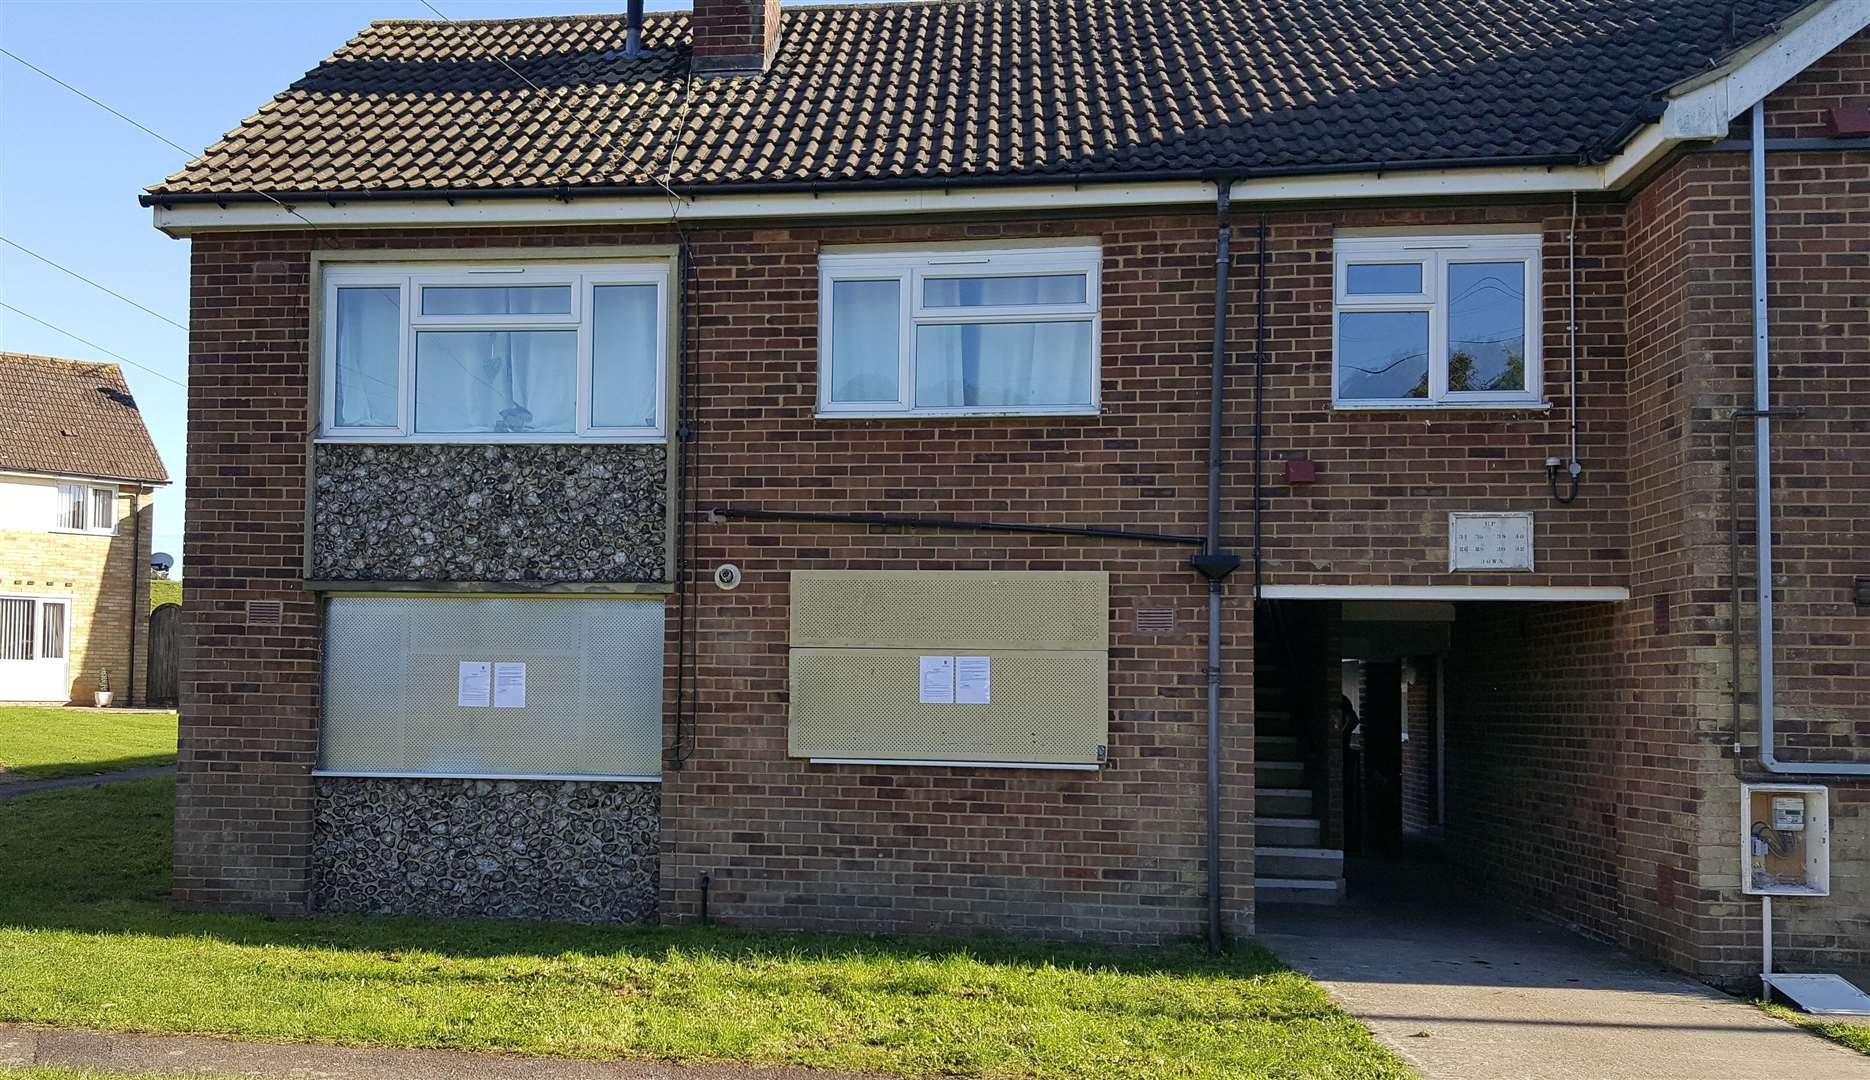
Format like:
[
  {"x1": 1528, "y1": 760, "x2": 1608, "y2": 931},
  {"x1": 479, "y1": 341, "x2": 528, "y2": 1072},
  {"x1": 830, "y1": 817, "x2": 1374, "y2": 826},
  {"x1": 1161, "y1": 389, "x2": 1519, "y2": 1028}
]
[
  {"x1": 312, "y1": 443, "x2": 668, "y2": 581},
  {"x1": 312, "y1": 777, "x2": 659, "y2": 923}
]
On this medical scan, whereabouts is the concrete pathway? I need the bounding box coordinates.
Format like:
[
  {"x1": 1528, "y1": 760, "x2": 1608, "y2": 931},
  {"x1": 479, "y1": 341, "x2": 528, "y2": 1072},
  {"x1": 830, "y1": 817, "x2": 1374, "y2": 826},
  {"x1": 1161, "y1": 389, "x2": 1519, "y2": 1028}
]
[
  {"x1": 0, "y1": 764, "x2": 175, "y2": 800},
  {"x1": 0, "y1": 1024, "x2": 894, "y2": 1080},
  {"x1": 1258, "y1": 856, "x2": 1866, "y2": 1080}
]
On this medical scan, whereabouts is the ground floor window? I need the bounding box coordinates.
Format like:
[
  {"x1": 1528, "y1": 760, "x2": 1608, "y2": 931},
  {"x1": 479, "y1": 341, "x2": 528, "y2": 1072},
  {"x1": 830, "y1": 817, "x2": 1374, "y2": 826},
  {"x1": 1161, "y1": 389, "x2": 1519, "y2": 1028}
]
[{"x1": 318, "y1": 594, "x2": 663, "y2": 780}]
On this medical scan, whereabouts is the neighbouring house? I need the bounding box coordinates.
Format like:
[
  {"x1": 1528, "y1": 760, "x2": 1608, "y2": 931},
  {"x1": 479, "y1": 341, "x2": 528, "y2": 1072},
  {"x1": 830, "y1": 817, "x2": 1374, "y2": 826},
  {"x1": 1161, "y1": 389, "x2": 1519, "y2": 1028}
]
[
  {"x1": 0, "y1": 352, "x2": 169, "y2": 705},
  {"x1": 144, "y1": 0, "x2": 1869, "y2": 989}
]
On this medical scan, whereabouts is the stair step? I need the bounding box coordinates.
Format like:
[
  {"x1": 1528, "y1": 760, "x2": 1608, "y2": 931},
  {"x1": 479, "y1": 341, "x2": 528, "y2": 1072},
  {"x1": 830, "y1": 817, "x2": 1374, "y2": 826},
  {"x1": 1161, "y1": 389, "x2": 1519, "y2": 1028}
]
[
  {"x1": 1255, "y1": 735, "x2": 1300, "y2": 756},
  {"x1": 1255, "y1": 761, "x2": 1306, "y2": 787},
  {"x1": 1255, "y1": 787, "x2": 1314, "y2": 817},
  {"x1": 1258, "y1": 816, "x2": 1322, "y2": 846},
  {"x1": 1255, "y1": 846, "x2": 1345, "y2": 880},
  {"x1": 1256, "y1": 877, "x2": 1347, "y2": 906}
]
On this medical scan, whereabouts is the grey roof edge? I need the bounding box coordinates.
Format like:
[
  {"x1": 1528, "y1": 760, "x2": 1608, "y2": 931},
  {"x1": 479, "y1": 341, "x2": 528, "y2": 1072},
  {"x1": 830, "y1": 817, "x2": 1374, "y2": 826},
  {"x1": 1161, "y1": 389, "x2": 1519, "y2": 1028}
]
[{"x1": 0, "y1": 464, "x2": 172, "y2": 487}]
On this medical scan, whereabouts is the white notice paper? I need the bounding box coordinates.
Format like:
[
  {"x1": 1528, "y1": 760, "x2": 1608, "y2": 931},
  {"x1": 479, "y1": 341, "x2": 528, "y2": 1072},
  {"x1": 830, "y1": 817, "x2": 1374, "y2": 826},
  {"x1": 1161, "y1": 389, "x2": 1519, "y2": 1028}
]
[
  {"x1": 457, "y1": 661, "x2": 491, "y2": 707},
  {"x1": 493, "y1": 662, "x2": 527, "y2": 708},
  {"x1": 956, "y1": 656, "x2": 991, "y2": 704},
  {"x1": 919, "y1": 655, "x2": 955, "y2": 704}
]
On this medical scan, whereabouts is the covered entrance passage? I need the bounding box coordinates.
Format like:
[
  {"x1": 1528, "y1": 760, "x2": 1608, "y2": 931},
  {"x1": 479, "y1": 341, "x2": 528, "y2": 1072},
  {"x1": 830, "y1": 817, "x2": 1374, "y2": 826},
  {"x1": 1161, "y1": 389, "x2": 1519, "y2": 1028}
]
[{"x1": 1252, "y1": 595, "x2": 1628, "y2": 931}]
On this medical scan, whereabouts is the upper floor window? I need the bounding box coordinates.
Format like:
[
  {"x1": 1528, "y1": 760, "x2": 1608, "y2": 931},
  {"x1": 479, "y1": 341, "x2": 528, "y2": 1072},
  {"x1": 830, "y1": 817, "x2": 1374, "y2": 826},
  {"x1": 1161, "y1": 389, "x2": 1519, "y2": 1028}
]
[
  {"x1": 320, "y1": 262, "x2": 670, "y2": 442},
  {"x1": 818, "y1": 245, "x2": 1101, "y2": 417},
  {"x1": 1333, "y1": 234, "x2": 1543, "y2": 408},
  {"x1": 53, "y1": 483, "x2": 116, "y2": 534}
]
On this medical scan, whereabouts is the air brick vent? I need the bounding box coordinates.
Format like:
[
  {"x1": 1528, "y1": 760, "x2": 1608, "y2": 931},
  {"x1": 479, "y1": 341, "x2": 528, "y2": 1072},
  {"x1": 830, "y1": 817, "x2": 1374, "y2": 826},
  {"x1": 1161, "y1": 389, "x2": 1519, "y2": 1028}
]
[
  {"x1": 1135, "y1": 608, "x2": 1177, "y2": 633},
  {"x1": 246, "y1": 600, "x2": 284, "y2": 628}
]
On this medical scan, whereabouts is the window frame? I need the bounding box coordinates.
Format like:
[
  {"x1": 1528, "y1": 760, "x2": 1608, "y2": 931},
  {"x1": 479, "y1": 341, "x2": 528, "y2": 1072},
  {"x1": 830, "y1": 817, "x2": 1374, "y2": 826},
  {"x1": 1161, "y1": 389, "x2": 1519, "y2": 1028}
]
[
  {"x1": 817, "y1": 245, "x2": 1103, "y2": 418},
  {"x1": 50, "y1": 482, "x2": 118, "y2": 535},
  {"x1": 1331, "y1": 234, "x2": 1545, "y2": 410},
  {"x1": 318, "y1": 261, "x2": 671, "y2": 443}
]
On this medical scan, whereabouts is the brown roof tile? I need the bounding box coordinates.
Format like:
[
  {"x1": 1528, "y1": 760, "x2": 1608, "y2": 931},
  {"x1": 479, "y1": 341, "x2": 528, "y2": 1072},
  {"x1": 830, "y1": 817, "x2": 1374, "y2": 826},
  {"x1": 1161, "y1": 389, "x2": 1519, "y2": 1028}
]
[
  {"x1": 0, "y1": 353, "x2": 170, "y2": 484},
  {"x1": 146, "y1": 0, "x2": 1818, "y2": 200}
]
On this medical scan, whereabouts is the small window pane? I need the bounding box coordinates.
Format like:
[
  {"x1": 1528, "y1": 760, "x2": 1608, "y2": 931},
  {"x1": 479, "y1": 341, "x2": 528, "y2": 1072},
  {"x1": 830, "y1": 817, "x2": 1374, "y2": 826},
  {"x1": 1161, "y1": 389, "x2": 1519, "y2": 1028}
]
[
  {"x1": 828, "y1": 280, "x2": 901, "y2": 403},
  {"x1": 914, "y1": 321, "x2": 1095, "y2": 408},
  {"x1": 924, "y1": 274, "x2": 1087, "y2": 308},
  {"x1": 1346, "y1": 263, "x2": 1424, "y2": 295},
  {"x1": 421, "y1": 285, "x2": 572, "y2": 316},
  {"x1": 414, "y1": 330, "x2": 577, "y2": 433},
  {"x1": 55, "y1": 483, "x2": 86, "y2": 531},
  {"x1": 1338, "y1": 311, "x2": 1430, "y2": 400},
  {"x1": 591, "y1": 285, "x2": 660, "y2": 428},
  {"x1": 333, "y1": 287, "x2": 401, "y2": 429},
  {"x1": 0, "y1": 598, "x2": 32, "y2": 660},
  {"x1": 39, "y1": 602, "x2": 65, "y2": 660},
  {"x1": 90, "y1": 488, "x2": 115, "y2": 533},
  {"x1": 1447, "y1": 262, "x2": 1528, "y2": 393}
]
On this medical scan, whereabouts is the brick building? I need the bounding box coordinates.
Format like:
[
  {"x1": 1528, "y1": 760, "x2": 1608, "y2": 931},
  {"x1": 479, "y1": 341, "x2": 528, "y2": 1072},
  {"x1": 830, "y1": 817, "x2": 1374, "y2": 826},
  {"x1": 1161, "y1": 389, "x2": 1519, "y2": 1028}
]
[
  {"x1": 144, "y1": 0, "x2": 1869, "y2": 988},
  {"x1": 0, "y1": 352, "x2": 168, "y2": 705}
]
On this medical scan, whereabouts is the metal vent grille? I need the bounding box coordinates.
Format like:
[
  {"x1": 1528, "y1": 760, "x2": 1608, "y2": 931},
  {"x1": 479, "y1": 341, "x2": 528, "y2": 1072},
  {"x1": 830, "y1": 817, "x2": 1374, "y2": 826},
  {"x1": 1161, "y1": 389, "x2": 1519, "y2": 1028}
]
[
  {"x1": 1134, "y1": 608, "x2": 1177, "y2": 633},
  {"x1": 320, "y1": 595, "x2": 663, "y2": 779},
  {"x1": 792, "y1": 570, "x2": 1108, "y2": 651},
  {"x1": 246, "y1": 600, "x2": 284, "y2": 627},
  {"x1": 789, "y1": 648, "x2": 1107, "y2": 764}
]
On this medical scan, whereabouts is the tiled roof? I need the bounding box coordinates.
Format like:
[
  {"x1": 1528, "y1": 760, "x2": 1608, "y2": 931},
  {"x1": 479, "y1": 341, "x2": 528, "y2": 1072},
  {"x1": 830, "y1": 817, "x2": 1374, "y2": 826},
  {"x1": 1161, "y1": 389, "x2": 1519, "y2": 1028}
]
[
  {"x1": 0, "y1": 353, "x2": 170, "y2": 484},
  {"x1": 147, "y1": 0, "x2": 1815, "y2": 200}
]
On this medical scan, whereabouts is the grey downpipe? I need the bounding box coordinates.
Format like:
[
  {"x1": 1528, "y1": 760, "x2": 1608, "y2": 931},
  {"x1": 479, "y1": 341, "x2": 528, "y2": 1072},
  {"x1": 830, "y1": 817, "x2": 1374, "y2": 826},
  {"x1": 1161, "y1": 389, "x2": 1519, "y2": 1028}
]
[
  {"x1": 1194, "y1": 182, "x2": 1244, "y2": 954},
  {"x1": 1745, "y1": 103, "x2": 1870, "y2": 777}
]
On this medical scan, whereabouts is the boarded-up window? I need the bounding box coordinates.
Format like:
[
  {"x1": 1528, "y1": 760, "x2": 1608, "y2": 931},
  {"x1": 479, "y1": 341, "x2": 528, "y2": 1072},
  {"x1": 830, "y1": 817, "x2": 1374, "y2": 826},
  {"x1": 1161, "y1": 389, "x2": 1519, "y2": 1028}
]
[
  {"x1": 319, "y1": 594, "x2": 663, "y2": 780},
  {"x1": 788, "y1": 571, "x2": 1109, "y2": 767}
]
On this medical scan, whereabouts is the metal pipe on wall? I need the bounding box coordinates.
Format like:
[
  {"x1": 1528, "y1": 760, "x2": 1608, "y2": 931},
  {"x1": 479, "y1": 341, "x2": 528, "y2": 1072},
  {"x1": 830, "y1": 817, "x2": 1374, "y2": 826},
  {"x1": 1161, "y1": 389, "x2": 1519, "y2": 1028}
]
[
  {"x1": 1201, "y1": 183, "x2": 1236, "y2": 955},
  {"x1": 1744, "y1": 102, "x2": 1870, "y2": 778}
]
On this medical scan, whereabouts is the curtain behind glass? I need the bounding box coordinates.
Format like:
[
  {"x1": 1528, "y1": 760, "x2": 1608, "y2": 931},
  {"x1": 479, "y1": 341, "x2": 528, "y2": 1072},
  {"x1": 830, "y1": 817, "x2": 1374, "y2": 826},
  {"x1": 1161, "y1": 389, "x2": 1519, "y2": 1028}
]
[
  {"x1": 829, "y1": 280, "x2": 901, "y2": 402},
  {"x1": 914, "y1": 321, "x2": 1093, "y2": 408},
  {"x1": 591, "y1": 285, "x2": 658, "y2": 428},
  {"x1": 333, "y1": 288, "x2": 401, "y2": 428},
  {"x1": 414, "y1": 331, "x2": 577, "y2": 433}
]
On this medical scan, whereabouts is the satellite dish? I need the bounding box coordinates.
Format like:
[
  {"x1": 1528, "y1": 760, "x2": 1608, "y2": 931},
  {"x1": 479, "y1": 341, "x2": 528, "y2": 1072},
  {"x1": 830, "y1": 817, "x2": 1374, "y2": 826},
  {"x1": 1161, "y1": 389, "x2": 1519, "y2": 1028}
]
[{"x1": 151, "y1": 552, "x2": 175, "y2": 577}]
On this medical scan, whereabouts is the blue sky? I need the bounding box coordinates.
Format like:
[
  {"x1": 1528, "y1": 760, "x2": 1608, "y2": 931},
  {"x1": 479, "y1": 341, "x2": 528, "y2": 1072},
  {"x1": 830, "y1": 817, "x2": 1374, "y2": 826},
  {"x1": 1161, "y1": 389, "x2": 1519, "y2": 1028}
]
[{"x1": 0, "y1": 0, "x2": 711, "y2": 573}]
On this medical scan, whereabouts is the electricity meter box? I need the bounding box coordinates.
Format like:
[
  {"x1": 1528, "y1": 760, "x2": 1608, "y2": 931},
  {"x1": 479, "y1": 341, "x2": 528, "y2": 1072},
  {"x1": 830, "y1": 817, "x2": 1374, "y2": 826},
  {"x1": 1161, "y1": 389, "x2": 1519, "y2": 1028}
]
[{"x1": 1741, "y1": 784, "x2": 1830, "y2": 896}]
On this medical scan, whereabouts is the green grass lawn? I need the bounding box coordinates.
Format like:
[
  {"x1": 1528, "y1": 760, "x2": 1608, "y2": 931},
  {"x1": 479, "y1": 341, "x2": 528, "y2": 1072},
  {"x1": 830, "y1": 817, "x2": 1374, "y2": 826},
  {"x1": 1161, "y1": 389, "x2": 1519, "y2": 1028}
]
[
  {"x1": 149, "y1": 580, "x2": 182, "y2": 611},
  {"x1": 0, "y1": 706, "x2": 178, "y2": 781},
  {"x1": 1760, "y1": 1002, "x2": 1870, "y2": 1056},
  {"x1": 0, "y1": 779, "x2": 1408, "y2": 1080}
]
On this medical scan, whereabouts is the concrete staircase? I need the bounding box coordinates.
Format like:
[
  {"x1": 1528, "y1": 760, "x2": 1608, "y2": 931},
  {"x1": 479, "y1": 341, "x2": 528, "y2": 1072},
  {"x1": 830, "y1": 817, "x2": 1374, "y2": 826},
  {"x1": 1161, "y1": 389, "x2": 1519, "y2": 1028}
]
[{"x1": 1254, "y1": 664, "x2": 1346, "y2": 906}]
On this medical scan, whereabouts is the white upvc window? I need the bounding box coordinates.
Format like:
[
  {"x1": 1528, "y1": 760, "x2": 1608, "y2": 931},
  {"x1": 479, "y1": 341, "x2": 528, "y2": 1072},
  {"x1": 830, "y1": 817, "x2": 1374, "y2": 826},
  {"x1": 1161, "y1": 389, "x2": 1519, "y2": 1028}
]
[
  {"x1": 320, "y1": 262, "x2": 670, "y2": 442},
  {"x1": 52, "y1": 483, "x2": 117, "y2": 534},
  {"x1": 1332, "y1": 234, "x2": 1544, "y2": 408},
  {"x1": 817, "y1": 245, "x2": 1102, "y2": 417}
]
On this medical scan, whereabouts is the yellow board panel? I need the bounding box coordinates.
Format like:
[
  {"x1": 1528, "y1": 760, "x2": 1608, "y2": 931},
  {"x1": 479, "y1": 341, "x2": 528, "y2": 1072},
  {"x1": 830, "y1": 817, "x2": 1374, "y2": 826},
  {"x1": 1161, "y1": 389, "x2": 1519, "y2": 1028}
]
[
  {"x1": 790, "y1": 570, "x2": 1109, "y2": 652},
  {"x1": 788, "y1": 648, "x2": 1108, "y2": 764}
]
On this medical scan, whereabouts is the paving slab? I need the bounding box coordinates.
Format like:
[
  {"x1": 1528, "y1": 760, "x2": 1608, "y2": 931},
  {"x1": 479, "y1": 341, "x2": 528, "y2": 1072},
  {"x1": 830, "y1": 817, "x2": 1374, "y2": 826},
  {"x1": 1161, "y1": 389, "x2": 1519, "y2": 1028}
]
[
  {"x1": 0, "y1": 1023, "x2": 894, "y2": 1080},
  {"x1": 1258, "y1": 856, "x2": 1866, "y2": 1080}
]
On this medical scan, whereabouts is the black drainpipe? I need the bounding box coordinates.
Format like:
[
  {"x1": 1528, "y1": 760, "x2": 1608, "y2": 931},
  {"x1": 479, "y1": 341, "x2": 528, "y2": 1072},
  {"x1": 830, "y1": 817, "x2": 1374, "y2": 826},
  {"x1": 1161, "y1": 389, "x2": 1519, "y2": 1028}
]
[{"x1": 1192, "y1": 181, "x2": 1243, "y2": 954}]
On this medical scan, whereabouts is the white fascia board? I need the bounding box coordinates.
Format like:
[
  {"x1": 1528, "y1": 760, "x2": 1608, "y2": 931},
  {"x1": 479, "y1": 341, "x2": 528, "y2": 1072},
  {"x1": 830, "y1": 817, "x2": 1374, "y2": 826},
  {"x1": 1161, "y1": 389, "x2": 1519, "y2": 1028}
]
[
  {"x1": 1661, "y1": 0, "x2": 1865, "y2": 139},
  {"x1": 1261, "y1": 584, "x2": 1631, "y2": 603},
  {"x1": 151, "y1": 166, "x2": 1615, "y2": 236}
]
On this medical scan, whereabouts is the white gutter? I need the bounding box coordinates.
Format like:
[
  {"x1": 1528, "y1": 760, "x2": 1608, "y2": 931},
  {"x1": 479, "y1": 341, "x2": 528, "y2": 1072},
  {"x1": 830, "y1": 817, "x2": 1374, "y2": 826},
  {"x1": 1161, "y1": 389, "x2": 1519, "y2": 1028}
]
[{"x1": 1745, "y1": 102, "x2": 1870, "y2": 778}]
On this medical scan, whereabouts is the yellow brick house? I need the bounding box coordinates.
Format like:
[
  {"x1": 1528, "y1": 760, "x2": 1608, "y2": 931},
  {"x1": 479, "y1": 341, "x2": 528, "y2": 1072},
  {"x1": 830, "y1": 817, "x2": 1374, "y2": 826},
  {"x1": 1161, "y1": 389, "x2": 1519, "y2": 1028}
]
[{"x1": 0, "y1": 352, "x2": 169, "y2": 704}]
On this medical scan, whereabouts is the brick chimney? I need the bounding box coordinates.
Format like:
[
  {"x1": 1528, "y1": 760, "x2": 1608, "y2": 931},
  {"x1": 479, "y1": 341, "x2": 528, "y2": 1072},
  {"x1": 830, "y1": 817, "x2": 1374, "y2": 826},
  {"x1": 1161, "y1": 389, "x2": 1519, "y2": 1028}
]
[{"x1": 691, "y1": 0, "x2": 782, "y2": 76}]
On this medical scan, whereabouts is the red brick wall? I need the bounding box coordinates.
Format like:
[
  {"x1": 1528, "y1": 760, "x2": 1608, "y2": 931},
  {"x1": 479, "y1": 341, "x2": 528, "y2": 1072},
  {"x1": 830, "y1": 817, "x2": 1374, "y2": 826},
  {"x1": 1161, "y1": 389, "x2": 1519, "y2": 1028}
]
[
  {"x1": 691, "y1": 0, "x2": 780, "y2": 72},
  {"x1": 1249, "y1": 205, "x2": 1630, "y2": 590},
  {"x1": 176, "y1": 234, "x2": 322, "y2": 913},
  {"x1": 1445, "y1": 602, "x2": 1624, "y2": 942},
  {"x1": 1400, "y1": 658, "x2": 1437, "y2": 835}
]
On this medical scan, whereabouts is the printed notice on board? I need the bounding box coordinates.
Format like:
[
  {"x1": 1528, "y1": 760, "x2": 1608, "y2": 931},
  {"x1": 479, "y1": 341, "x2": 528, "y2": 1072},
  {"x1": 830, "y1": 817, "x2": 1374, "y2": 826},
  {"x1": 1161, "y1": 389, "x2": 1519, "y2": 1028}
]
[
  {"x1": 457, "y1": 661, "x2": 491, "y2": 707},
  {"x1": 919, "y1": 655, "x2": 955, "y2": 703},
  {"x1": 493, "y1": 662, "x2": 527, "y2": 708},
  {"x1": 956, "y1": 656, "x2": 991, "y2": 704}
]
